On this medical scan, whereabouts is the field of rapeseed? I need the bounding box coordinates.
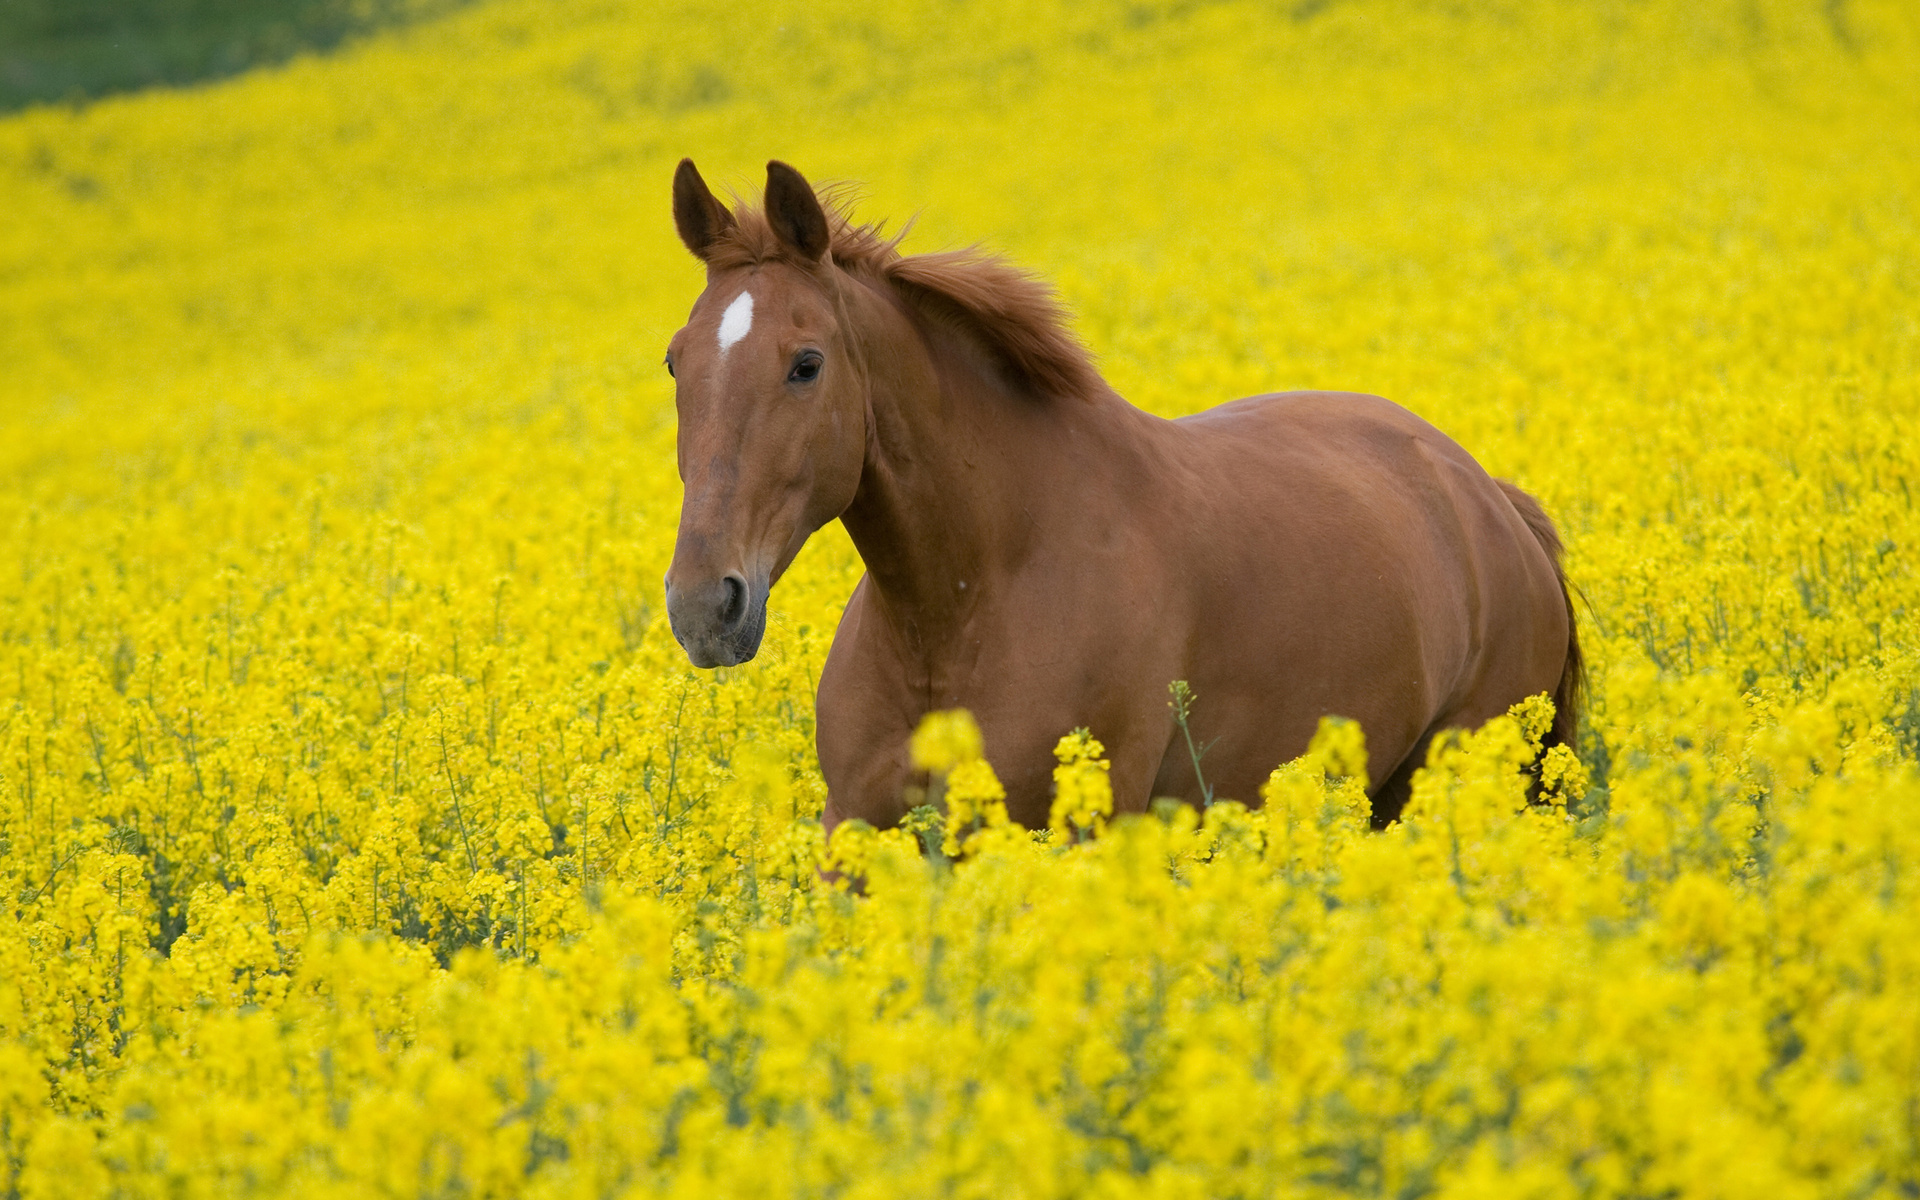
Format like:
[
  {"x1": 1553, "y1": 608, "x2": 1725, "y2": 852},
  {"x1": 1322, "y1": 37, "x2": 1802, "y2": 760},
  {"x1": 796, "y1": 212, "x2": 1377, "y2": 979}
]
[{"x1": 3, "y1": 0, "x2": 1919, "y2": 1194}]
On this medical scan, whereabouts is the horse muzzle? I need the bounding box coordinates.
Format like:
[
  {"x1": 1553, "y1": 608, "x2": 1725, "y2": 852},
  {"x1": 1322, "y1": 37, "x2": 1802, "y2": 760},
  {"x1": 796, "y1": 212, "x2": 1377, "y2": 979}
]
[{"x1": 665, "y1": 570, "x2": 769, "y2": 668}]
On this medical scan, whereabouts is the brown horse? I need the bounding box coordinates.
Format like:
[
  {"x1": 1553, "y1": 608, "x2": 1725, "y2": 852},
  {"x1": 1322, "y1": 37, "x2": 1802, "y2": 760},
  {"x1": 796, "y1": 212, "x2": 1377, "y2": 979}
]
[{"x1": 662, "y1": 159, "x2": 1582, "y2": 835}]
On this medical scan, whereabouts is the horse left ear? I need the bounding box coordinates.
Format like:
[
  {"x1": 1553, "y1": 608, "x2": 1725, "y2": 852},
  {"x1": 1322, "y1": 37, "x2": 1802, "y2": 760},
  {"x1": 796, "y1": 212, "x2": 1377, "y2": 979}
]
[
  {"x1": 674, "y1": 158, "x2": 736, "y2": 261},
  {"x1": 765, "y1": 161, "x2": 830, "y2": 261}
]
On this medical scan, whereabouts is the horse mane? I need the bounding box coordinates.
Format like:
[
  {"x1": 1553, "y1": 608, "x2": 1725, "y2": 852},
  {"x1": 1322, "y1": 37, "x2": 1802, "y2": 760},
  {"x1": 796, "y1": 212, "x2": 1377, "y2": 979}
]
[{"x1": 702, "y1": 188, "x2": 1104, "y2": 401}]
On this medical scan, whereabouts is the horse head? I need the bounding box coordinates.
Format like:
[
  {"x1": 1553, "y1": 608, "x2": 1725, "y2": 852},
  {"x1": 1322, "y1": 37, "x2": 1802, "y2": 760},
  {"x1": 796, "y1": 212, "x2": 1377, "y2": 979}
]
[{"x1": 662, "y1": 159, "x2": 869, "y2": 667}]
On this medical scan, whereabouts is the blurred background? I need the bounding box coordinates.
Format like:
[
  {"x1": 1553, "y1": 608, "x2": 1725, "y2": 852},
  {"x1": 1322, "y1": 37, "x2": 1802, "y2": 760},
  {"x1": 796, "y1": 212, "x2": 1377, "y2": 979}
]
[{"x1": 0, "y1": 0, "x2": 460, "y2": 110}]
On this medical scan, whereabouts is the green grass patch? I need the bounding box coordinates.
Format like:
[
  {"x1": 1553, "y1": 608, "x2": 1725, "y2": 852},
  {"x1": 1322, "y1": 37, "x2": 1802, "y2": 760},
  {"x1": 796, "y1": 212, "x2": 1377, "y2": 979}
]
[{"x1": 0, "y1": 0, "x2": 457, "y2": 111}]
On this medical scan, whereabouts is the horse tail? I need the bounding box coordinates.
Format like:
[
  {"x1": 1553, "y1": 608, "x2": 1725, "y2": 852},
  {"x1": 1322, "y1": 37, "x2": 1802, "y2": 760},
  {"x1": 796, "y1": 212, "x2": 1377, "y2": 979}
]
[{"x1": 1497, "y1": 479, "x2": 1585, "y2": 752}]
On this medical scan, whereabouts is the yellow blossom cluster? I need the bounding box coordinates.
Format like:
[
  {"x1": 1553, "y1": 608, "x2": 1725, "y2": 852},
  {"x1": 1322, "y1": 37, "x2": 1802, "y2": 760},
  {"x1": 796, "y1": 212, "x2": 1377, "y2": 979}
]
[
  {"x1": 1049, "y1": 728, "x2": 1114, "y2": 842},
  {"x1": 2, "y1": 0, "x2": 1918, "y2": 1194}
]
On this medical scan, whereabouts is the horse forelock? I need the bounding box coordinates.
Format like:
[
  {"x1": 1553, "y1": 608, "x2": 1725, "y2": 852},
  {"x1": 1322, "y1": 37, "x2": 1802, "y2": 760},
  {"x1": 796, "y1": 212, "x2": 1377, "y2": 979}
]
[{"x1": 702, "y1": 187, "x2": 1102, "y2": 402}]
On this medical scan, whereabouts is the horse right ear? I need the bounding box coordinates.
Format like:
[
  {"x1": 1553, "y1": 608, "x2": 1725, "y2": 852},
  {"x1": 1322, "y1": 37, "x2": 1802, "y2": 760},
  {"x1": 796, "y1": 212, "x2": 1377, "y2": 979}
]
[
  {"x1": 765, "y1": 160, "x2": 831, "y2": 261},
  {"x1": 673, "y1": 158, "x2": 735, "y2": 260}
]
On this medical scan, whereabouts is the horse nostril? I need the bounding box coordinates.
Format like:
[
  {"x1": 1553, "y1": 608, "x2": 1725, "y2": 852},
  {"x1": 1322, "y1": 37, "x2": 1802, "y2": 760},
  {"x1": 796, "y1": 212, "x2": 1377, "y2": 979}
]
[{"x1": 719, "y1": 574, "x2": 748, "y2": 629}]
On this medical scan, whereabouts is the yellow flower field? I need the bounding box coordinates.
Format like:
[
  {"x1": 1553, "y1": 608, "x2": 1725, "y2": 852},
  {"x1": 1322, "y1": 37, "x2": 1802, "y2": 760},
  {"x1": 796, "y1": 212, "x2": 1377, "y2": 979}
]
[{"x1": 3, "y1": 0, "x2": 1918, "y2": 1194}]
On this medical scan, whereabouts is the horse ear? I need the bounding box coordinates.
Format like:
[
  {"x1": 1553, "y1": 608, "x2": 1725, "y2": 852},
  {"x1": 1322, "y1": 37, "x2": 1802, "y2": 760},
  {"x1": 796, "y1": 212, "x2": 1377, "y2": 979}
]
[
  {"x1": 765, "y1": 161, "x2": 830, "y2": 261},
  {"x1": 673, "y1": 158, "x2": 734, "y2": 260}
]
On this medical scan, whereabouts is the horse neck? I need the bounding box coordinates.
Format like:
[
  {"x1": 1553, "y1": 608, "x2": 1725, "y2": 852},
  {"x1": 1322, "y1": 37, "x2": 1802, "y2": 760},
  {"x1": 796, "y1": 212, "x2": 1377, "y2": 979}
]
[{"x1": 836, "y1": 276, "x2": 1090, "y2": 652}]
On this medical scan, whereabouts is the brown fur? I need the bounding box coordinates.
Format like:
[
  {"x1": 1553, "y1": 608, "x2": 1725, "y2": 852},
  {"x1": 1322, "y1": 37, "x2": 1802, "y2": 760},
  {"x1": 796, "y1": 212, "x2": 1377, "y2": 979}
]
[
  {"x1": 1496, "y1": 479, "x2": 1586, "y2": 752},
  {"x1": 662, "y1": 160, "x2": 1584, "y2": 833}
]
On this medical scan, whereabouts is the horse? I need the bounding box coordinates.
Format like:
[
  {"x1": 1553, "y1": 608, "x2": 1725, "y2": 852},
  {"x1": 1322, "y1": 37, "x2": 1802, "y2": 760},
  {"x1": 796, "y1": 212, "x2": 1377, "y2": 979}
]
[{"x1": 661, "y1": 159, "x2": 1583, "y2": 836}]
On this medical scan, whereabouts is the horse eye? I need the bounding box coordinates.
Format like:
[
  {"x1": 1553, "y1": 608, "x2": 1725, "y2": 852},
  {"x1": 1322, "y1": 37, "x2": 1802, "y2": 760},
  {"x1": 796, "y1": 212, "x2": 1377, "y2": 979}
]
[
  {"x1": 788, "y1": 352, "x2": 823, "y2": 384},
  {"x1": 664, "y1": 355, "x2": 675, "y2": 378}
]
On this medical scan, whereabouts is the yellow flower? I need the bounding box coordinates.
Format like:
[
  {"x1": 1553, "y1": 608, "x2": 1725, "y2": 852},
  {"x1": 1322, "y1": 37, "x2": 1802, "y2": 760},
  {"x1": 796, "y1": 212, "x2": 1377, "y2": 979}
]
[
  {"x1": 1049, "y1": 728, "x2": 1113, "y2": 841},
  {"x1": 1306, "y1": 714, "x2": 1371, "y2": 791},
  {"x1": 910, "y1": 709, "x2": 986, "y2": 774},
  {"x1": 3, "y1": 0, "x2": 1917, "y2": 1191},
  {"x1": 942, "y1": 758, "x2": 1011, "y2": 858}
]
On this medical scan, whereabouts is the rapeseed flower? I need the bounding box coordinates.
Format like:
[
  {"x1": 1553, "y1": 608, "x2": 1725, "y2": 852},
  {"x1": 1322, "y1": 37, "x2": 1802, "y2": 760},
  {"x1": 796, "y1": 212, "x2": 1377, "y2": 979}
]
[{"x1": 2, "y1": 0, "x2": 1917, "y2": 1193}]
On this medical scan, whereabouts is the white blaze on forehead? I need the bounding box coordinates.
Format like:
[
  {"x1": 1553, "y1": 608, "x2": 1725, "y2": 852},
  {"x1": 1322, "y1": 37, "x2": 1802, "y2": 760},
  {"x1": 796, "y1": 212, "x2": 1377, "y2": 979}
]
[{"x1": 716, "y1": 291, "x2": 754, "y2": 355}]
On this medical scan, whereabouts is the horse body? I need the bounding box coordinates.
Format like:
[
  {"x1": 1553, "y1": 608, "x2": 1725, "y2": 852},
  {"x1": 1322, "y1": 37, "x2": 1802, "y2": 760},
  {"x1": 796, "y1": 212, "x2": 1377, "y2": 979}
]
[
  {"x1": 819, "y1": 374, "x2": 1568, "y2": 833},
  {"x1": 662, "y1": 160, "x2": 1580, "y2": 837}
]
